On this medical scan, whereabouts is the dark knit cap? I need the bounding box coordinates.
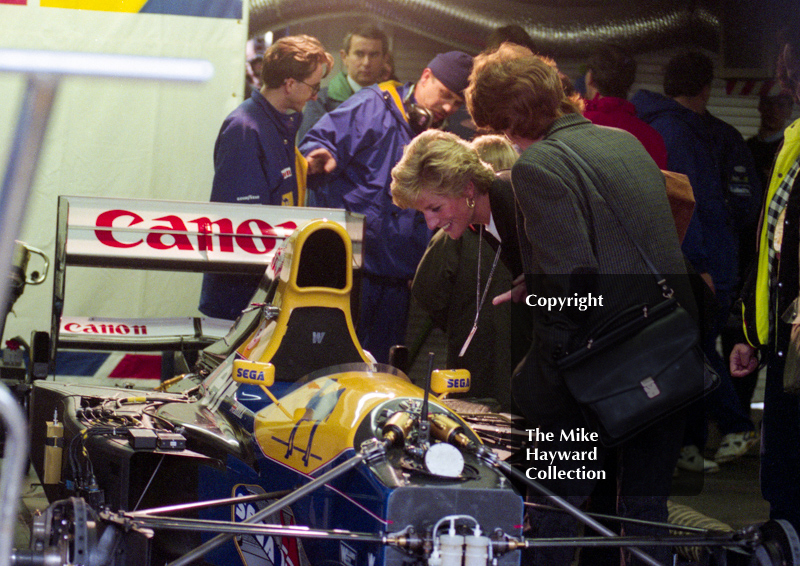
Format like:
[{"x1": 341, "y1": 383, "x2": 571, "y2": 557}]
[{"x1": 427, "y1": 51, "x2": 474, "y2": 97}]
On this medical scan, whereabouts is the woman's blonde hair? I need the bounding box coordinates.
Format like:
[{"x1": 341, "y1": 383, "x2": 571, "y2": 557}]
[
  {"x1": 391, "y1": 130, "x2": 495, "y2": 209},
  {"x1": 470, "y1": 135, "x2": 518, "y2": 171}
]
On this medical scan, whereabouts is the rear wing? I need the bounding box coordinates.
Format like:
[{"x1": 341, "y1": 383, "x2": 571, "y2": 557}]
[{"x1": 51, "y1": 195, "x2": 365, "y2": 361}]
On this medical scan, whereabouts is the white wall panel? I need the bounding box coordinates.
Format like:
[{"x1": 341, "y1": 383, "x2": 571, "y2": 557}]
[{"x1": 0, "y1": 4, "x2": 246, "y2": 344}]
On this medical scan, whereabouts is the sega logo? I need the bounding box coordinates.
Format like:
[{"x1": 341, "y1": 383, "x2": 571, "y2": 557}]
[
  {"x1": 236, "y1": 368, "x2": 266, "y2": 382},
  {"x1": 448, "y1": 378, "x2": 470, "y2": 388}
]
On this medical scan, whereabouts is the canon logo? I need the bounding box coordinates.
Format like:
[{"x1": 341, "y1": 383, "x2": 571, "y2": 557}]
[
  {"x1": 94, "y1": 210, "x2": 297, "y2": 254},
  {"x1": 63, "y1": 322, "x2": 148, "y2": 335}
]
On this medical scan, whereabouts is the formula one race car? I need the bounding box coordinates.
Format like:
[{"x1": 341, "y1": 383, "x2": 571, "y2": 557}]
[
  {"x1": 24, "y1": 218, "x2": 525, "y2": 566},
  {"x1": 16, "y1": 219, "x2": 800, "y2": 566}
]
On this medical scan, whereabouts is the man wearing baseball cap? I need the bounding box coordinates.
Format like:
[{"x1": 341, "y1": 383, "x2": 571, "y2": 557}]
[{"x1": 300, "y1": 50, "x2": 473, "y2": 364}]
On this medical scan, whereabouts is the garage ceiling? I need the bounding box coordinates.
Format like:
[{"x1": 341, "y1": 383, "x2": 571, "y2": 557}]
[{"x1": 248, "y1": 0, "x2": 721, "y2": 56}]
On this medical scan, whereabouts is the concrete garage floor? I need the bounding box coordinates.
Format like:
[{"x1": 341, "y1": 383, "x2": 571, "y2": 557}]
[{"x1": 671, "y1": 417, "x2": 768, "y2": 530}]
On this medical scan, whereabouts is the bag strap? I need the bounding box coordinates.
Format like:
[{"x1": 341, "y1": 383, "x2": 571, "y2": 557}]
[{"x1": 551, "y1": 138, "x2": 675, "y2": 299}]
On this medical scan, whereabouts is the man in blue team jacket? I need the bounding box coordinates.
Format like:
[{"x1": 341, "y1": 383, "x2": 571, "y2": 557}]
[
  {"x1": 199, "y1": 35, "x2": 333, "y2": 321},
  {"x1": 299, "y1": 51, "x2": 473, "y2": 363}
]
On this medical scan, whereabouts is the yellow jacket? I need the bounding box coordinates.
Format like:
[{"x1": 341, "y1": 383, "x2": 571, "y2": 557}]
[{"x1": 743, "y1": 117, "x2": 800, "y2": 347}]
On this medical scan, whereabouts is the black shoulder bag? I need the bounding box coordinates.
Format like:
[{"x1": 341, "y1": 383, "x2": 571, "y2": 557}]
[{"x1": 552, "y1": 139, "x2": 719, "y2": 446}]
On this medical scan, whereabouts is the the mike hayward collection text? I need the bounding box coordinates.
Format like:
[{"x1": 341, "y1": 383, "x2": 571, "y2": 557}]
[{"x1": 524, "y1": 428, "x2": 606, "y2": 481}]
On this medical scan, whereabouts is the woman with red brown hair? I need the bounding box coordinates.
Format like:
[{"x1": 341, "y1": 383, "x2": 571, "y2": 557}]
[{"x1": 466, "y1": 43, "x2": 694, "y2": 566}]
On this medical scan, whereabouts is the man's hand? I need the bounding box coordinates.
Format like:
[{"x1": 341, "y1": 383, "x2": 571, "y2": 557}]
[
  {"x1": 730, "y1": 343, "x2": 758, "y2": 377},
  {"x1": 306, "y1": 148, "x2": 337, "y2": 175},
  {"x1": 493, "y1": 274, "x2": 527, "y2": 305}
]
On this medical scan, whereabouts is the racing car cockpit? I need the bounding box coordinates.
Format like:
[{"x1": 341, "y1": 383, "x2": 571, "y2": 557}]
[{"x1": 195, "y1": 219, "x2": 371, "y2": 384}]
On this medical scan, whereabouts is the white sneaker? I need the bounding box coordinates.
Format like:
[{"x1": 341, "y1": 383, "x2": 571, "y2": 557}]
[
  {"x1": 714, "y1": 431, "x2": 759, "y2": 463},
  {"x1": 676, "y1": 445, "x2": 720, "y2": 473}
]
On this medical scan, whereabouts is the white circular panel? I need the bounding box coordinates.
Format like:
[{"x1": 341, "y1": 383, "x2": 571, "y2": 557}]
[{"x1": 424, "y1": 443, "x2": 465, "y2": 478}]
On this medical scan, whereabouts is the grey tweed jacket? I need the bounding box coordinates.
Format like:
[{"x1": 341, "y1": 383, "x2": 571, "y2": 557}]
[{"x1": 510, "y1": 113, "x2": 691, "y2": 424}]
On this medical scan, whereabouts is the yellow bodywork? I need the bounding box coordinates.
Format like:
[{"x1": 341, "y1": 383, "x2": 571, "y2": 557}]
[
  {"x1": 253, "y1": 370, "x2": 422, "y2": 474},
  {"x1": 224, "y1": 220, "x2": 475, "y2": 474},
  {"x1": 236, "y1": 219, "x2": 370, "y2": 366}
]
